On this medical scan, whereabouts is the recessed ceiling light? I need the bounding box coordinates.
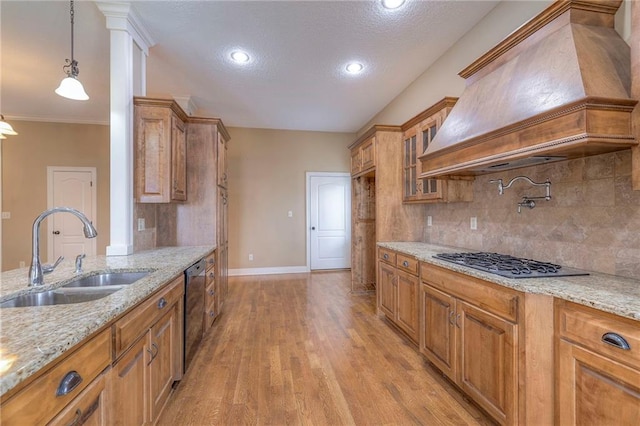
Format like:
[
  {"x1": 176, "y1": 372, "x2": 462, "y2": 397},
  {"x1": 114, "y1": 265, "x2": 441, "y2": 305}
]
[
  {"x1": 346, "y1": 62, "x2": 364, "y2": 74},
  {"x1": 382, "y1": 0, "x2": 406, "y2": 10},
  {"x1": 230, "y1": 50, "x2": 250, "y2": 64}
]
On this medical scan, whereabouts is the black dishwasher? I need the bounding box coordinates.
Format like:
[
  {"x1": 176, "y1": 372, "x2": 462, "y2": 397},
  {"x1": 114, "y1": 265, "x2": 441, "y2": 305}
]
[{"x1": 184, "y1": 259, "x2": 205, "y2": 372}]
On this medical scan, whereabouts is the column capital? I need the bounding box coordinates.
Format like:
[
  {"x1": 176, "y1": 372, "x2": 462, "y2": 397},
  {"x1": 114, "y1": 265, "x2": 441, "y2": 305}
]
[{"x1": 96, "y1": 2, "x2": 155, "y2": 54}]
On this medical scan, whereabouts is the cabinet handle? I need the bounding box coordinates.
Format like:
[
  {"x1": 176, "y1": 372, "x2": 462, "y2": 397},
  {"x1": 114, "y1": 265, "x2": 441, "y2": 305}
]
[
  {"x1": 56, "y1": 371, "x2": 83, "y2": 396},
  {"x1": 448, "y1": 310, "x2": 455, "y2": 326},
  {"x1": 209, "y1": 289, "x2": 215, "y2": 296},
  {"x1": 210, "y1": 311, "x2": 216, "y2": 317},
  {"x1": 157, "y1": 297, "x2": 167, "y2": 309},
  {"x1": 455, "y1": 314, "x2": 461, "y2": 328},
  {"x1": 602, "y1": 332, "x2": 631, "y2": 350},
  {"x1": 209, "y1": 272, "x2": 215, "y2": 279},
  {"x1": 383, "y1": 254, "x2": 389, "y2": 260},
  {"x1": 146, "y1": 348, "x2": 154, "y2": 365},
  {"x1": 146, "y1": 343, "x2": 159, "y2": 365},
  {"x1": 402, "y1": 261, "x2": 409, "y2": 267},
  {"x1": 67, "y1": 408, "x2": 82, "y2": 426},
  {"x1": 208, "y1": 258, "x2": 215, "y2": 265}
]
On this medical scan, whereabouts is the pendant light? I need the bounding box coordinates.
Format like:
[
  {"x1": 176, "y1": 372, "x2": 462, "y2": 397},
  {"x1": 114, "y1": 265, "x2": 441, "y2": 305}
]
[
  {"x1": 55, "y1": 0, "x2": 89, "y2": 100},
  {"x1": 0, "y1": 115, "x2": 18, "y2": 137}
]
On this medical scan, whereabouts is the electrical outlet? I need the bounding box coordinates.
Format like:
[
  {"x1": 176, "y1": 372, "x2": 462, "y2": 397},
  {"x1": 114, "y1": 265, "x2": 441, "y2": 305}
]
[
  {"x1": 470, "y1": 217, "x2": 478, "y2": 230},
  {"x1": 249, "y1": 254, "x2": 254, "y2": 261},
  {"x1": 427, "y1": 216, "x2": 432, "y2": 227},
  {"x1": 137, "y1": 218, "x2": 145, "y2": 231},
  {"x1": 1, "y1": 212, "x2": 10, "y2": 219},
  {"x1": 287, "y1": 210, "x2": 293, "y2": 218}
]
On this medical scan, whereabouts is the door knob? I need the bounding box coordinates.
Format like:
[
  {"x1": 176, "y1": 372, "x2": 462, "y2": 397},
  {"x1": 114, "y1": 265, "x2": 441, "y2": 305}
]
[
  {"x1": 52, "y1": 230, "x2": 61, "y2": 235},
  {"x1": 311, "y1": 227, "x2": 316, "y2": 230}
]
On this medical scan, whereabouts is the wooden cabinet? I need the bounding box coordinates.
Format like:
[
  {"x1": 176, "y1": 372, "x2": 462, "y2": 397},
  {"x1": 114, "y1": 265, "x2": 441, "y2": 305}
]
[
  {"x1": 555, "y1": 300, "x2": 640, "y2": 425},
  {"x1": 111, "y1": 275, "x2": 184, "y2": 425},
  {"x1": 349, "y1": 136, "x2": 376, "y2": 177},
  {"x1": 401, "y1": 98, "x2": 472, "y2": 203},
  {"x1": 377, "y1": 247, "x2": 420, "y2": 343},
  {"x1": 204, "y1": 251, "x2": 217, "y2": 330},
  {"x1": 134, "y1": 97, "x2": 188, "y2": 203},
  {"x1": 49, "y1": 370, "x2": 110, "y2": 426},
  {"x1": 176, "y1": 119, "x2": 230, "y2": 320},
  {"x1": 0, "y1": 329, "x2": 111, "y2": 426},
  {"x1": 420, "y1": 262, "x2": 519, "y2": 425}
]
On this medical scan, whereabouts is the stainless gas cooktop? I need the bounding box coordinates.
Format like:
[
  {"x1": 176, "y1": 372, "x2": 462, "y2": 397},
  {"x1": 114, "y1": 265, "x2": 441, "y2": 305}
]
[{"x1": 433, "y1": 252, "x2": 589, "y2": 279}]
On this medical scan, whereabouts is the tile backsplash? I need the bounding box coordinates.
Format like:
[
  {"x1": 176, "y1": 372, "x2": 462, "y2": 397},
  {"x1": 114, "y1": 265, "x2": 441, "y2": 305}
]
[{"x1": 424, "y1": 151, "x2": 640, "y2": 280}]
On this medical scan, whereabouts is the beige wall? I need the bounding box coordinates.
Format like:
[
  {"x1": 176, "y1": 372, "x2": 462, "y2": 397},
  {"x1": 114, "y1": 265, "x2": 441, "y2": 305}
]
[
  {"x1": 1, "y1": 121, "x2": 110, "y2": 271},
  {"x1": 227, "y1": 127, "x2": 353, "y2": 270}
]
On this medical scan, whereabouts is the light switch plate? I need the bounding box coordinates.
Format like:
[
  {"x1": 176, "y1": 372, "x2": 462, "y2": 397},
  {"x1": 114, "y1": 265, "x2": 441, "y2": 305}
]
[
  {"x1": 427, "y1": 216, "x2": 432, "y2": 227},
  {"x1": 1, "y1": 212, "x2": 10, "y2": 219},
  {"x1": 288, "y1": 210, "x2": 293, "y2": 218},
  {"x1": 470, "y1": 217, "x2": 478, "y2": 230},
  {"x1": 137, "y1": 218, "x2": 145, "y2": 231}
]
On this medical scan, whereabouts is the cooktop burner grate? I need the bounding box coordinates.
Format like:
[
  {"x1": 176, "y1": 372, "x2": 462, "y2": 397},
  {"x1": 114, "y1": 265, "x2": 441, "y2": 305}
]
[{"x1": 433, "y1": 252, "x2": 589, "y2": 278}]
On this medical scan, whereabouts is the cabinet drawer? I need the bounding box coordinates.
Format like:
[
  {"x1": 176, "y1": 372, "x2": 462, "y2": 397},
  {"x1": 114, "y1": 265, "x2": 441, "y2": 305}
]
[
  {"x1": 205, "y1": 252, "x2": 216, "y2": 271},
  {"x1": 206, "y1": 269, "x2": 215, "y2": 287},
  {"x1": 556, "y1": 300, "x2": 640, "y2": 369},
  {"x1": 378, "y1": 248, "x2": 396, "y2": 264},
  {"x1": 48, "y1": 369, "x2": 109, "y2": 426},
  {"x1": 396, "y1": 254, "x2": 418, "y2": 276},
  {"x1": 421, "y1": 262, "x2": 519, "y2": 322},
  {"x1": 113, "y1": 275, "x2": 185, "y2": 359},
  {"x1": 1, "y1": 329, "x2": 111, "y2": 426}
]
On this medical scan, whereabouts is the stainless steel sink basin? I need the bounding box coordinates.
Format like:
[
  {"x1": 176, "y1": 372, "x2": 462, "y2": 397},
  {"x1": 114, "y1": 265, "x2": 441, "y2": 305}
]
[
  {"x1": 62, "y1": 271, "x2": 150, "y2": 288},
  {"x1": 0, "y1": 287, "x2": 120, "y2": 308}
]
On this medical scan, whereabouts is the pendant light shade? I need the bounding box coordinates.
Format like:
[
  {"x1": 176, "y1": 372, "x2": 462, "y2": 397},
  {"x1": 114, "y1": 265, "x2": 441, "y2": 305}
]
[
  {"x1": 0, "y1": 115, "x2": 18, "y2": 136},
  {"x1": 56, "y1": 74, "x2": 89, "y2": 101},
  {"x1": 56, "y1": 0, "x2": 89, "y2": 101}
]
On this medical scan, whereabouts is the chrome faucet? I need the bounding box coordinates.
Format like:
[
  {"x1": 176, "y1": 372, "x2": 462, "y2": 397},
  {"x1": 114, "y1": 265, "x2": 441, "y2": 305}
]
[
  {"x1": 75, "y1": 254, "x2": 86, "y2": 274},
  {"x1": 29, "y1": 207, "x2": 97, "y2": 286}
]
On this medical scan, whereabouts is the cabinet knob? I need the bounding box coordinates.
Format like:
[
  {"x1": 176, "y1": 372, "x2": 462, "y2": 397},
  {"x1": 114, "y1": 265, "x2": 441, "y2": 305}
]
[
  {"x1": 601, "y1": 332, "x2": 631, "y2": 350},
  {"x1": 402, "y1": 261, "x2": 409, "y2": 267},
  {"x1": 210, "y1": 311, "x2": 216, "y2": 317},
  {"x1": 209, "y1": 272, "x2": 215, "y2": 279},
  {"x1": 383, "y1": 254, "x2": 389, "y2": 260},
  {"x1": 209, "y1": 290, "x2": 215, "y2": 296},
  {"x1": 157, "y1": 297, "x2": 167, "y2": 309},
  {"x1": 56, "y1": 371, "x2": 83, "y2": 396}
]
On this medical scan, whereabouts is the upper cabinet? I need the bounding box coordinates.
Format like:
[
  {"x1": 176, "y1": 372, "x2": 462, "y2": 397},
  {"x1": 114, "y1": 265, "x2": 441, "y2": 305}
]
[
  {"x1": 217, "y1": 130, "x2": 229, "y2": 188},
  {"x1": 402, "y1": 98, "x2": 472, "y2": 203},
  {"x1": 134, "y1": 97, "x2": 189, "y2": 203},
  {"x1": 349, "y1": 135, "x2": 376, "y2": 177}
]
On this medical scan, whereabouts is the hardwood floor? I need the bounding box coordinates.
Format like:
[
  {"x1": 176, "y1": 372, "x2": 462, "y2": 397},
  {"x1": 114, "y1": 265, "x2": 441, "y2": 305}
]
[{"x1": 159, "y1": 271, "x2": 494, "y2": 425}]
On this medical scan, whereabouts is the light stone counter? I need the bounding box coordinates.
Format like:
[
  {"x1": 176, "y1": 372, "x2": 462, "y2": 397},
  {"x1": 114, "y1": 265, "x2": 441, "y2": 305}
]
[
  {"x1": 378, "y1": 242, "x2": 640, "y2": 321},
  {"x1": 0, "y1": 246, "x2": 214, "y2": 397}
]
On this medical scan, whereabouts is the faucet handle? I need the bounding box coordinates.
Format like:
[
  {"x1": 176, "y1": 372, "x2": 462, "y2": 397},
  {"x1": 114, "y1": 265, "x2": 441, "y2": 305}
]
[
  {"x1": 42, "y1": 256, "x2": 64, "y2": 274},
  {"x1": 75, "y1": 254, "x2": 86, "y2": 274}
]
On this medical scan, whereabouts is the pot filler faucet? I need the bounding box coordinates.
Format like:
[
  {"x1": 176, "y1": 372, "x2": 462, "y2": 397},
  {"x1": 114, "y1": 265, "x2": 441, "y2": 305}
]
[
  {"x1": 488, "y1": 175, "x2": 552, "y2": 213},
  {"x1": 29, "y1": 207, "x2": 97, "y2": 286}
]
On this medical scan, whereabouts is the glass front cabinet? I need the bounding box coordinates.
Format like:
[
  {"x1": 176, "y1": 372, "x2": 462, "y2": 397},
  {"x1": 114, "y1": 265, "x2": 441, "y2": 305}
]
[{"x1": 402, "y1": 98, "x2": 471, "y2": 204}]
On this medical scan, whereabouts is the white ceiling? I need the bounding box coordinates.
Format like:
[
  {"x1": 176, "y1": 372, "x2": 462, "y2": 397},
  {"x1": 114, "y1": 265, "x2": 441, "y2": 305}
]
[{"x1": 1, "y1": 0, "x2": 500, "y2": 132}]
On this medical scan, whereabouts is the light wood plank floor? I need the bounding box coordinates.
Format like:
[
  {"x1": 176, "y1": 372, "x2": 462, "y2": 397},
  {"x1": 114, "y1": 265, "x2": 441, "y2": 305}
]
[{"x1": 159, "y1": 271, "x2": 494, "y2": 425}]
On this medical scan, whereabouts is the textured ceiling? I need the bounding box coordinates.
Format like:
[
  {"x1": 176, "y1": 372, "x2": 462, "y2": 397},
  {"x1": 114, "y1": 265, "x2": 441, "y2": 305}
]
[{"x1": 1, "y1": 1, "x2": 500, "y2": 132}]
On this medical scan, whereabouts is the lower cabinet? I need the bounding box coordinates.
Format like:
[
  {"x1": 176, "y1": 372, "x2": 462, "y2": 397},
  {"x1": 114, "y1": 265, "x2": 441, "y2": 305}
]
[
  {"x1": 49, "y1": 369, "x2": 110, "y2": 426},
  {"x1": 377, "y1": 248, "x2": 419, "y2": 343},
  {"x1": 111, "y1": 275, "x2": 184, "y2": 425},
  {"x1": 555, "y1": 300, "x2": 640, "y2": 425},
  {"x1": 204, "y1": 251, "x2": 217, "y2": 331},
  {"x1": 420, "y1": 262, "x2": 519, "y2": 425}
]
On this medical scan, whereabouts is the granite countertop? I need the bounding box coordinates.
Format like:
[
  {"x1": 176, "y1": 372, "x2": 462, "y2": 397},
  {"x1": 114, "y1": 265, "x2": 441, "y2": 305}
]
[
  {"x1": 378, "y1": 242, "x2": 640, "y2": 322},
  {"x1": 0, "y1": 246, "x2": 214, "y2": 397}
]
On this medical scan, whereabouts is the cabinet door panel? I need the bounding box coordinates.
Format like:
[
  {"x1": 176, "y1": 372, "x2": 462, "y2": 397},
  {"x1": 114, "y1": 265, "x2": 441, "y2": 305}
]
[
  {"x1": 360, "y1": 138, "x2": 375, "y2": 171},
  {"x1": 149, "y1": 308, "x2": 178, "y2": 422},
  {"x1": 171, "y1": 115, "x2": 187, "y2": 201},
  {"x1": 557, "y1": 339, "x2": 640, "y2": 426},
  {"x1": 458, "y1": 300, "x2": 517, "y2": 425},
  {"x1": 421, "y1": 284, "x2": 456, "y2": 381},
  {"x1": 111, "y1": 336, "x2": 149, "y2": 426},
  {"x1": 378, "y1": 262, "x2": 396, "y2": 318},
  {"x1": 396, "y1": 270, "x2": 419, "y2": 342}
]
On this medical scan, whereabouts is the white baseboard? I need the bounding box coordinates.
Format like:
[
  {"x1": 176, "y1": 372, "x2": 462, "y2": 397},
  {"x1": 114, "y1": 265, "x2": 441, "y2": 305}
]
[{"x1": 229, "y1": 266, "x2": 311, "y2": 276}]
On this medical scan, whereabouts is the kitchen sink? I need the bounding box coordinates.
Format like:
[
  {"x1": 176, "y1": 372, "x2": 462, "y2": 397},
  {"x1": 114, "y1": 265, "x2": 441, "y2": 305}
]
[
  {"x1": 61, "y1": 271, "x2": 150, "y2": 288},
  {"x1": 0, "y1": 287, "x2": 120, "y2": 308}
]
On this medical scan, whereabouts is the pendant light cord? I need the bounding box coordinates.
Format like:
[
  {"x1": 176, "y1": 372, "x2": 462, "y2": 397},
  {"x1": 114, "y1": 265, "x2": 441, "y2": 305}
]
[{"x1": 70, "y1": 0, "x2": 75, "y2": 62}]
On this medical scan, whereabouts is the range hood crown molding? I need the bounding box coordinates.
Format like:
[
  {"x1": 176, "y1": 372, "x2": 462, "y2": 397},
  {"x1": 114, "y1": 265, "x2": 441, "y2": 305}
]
[{"x1": 418, "y1": 0, "x2": 638, "y2": 180}]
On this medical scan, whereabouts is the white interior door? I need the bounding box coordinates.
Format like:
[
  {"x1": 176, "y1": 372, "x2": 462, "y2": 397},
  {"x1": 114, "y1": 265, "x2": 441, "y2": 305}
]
[
  {"x1": 309, "y1": 174, "x2": 351, "y2": 270},
  {"x1": 47, "y1": 167, "x2": 97, "y2": 263}
]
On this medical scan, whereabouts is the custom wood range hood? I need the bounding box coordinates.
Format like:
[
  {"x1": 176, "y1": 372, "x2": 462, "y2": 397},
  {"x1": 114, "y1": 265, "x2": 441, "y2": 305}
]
[{"x1": 419, "y1": 0, "x2": 638, "y2": 179}]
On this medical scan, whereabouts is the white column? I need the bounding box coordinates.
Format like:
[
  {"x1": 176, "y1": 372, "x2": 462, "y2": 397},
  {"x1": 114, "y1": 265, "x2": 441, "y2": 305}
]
[{"x1": 96, "y1": 2, "x2": 154, "y2": 256}]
